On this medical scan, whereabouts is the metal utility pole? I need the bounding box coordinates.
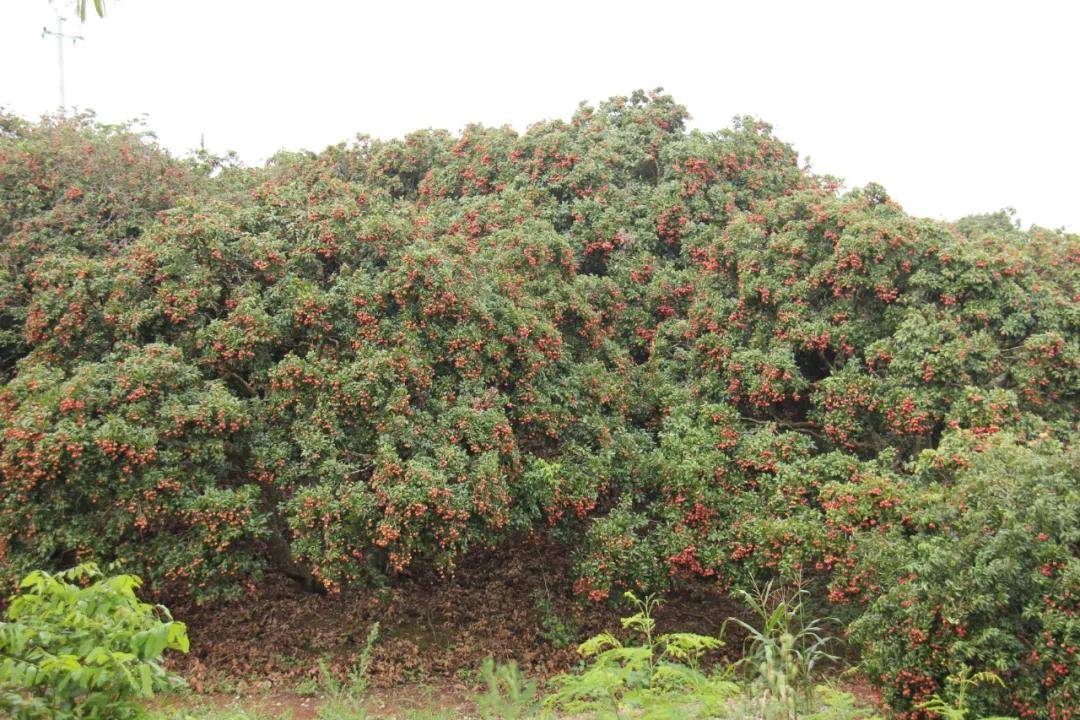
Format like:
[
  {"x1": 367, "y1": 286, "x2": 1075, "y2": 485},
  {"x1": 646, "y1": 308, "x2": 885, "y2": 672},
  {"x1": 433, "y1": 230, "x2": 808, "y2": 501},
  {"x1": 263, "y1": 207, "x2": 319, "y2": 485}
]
[{"x1": 42, "y1": 13, "x2": 83, "y2": 113}]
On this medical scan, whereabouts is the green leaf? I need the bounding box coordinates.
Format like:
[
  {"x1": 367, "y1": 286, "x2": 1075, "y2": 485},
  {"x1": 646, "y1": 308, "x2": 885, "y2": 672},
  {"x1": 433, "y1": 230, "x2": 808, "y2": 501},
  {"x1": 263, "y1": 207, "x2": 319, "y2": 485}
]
[{"x1": 138, "y1": 664, "x2": 152, "y2": 696}]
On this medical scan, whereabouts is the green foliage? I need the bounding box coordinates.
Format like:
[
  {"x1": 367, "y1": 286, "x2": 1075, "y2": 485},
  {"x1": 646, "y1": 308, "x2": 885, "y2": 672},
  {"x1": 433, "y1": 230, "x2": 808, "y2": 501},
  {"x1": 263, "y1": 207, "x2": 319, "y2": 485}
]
[
  {"x1": 546, "y1": 591, "x2": 737, "y2": 718},
  {"x1": 802, "y1": 686, "x2": 883, "y2": 720},
  {"x1": 0, "y1": 111, "x2": 197, "y2": 377},
  {"x1": 311, "y1": 621, "x2": 379, "y2": 719},
  {"x1": 474, "y1": 658, "x2": 540, "y2": 720},
  {"x1": 0, "y1": 563, "x2": 188, "y2": 719},
  {"x1": 74, "y1": 0, "x2": 107, "y2": 21},
  {"x1": 0, "y1": 345, "x2": 267, "y2": 601},
  {"x1": 848, "y1": 439, "x2": 1078, "y2": 718},
  {"x1": 532, "y1": 588, "x2": 579, "y2": 649},
  {"x1": 728, "y1": 581, "x2": 838, "y2": 720},
  {"x1": 917, "y1": 670, "x2": 1016, "y2": 720}
]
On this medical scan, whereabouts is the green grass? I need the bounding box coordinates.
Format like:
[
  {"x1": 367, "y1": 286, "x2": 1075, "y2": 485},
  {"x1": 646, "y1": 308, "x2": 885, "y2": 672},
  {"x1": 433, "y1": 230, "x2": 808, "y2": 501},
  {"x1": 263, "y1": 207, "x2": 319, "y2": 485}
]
[
  {"x1": 148, "y1": 701, "x2": 286, "y2": 720},
  {"x1": 149, "y1": 678, "x2": 885, "y2": 719}
]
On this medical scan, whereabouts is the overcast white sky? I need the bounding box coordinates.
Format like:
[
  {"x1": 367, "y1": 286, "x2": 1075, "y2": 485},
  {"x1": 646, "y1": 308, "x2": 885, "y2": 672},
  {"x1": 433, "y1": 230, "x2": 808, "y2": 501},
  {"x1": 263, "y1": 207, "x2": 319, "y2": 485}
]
[{"x1": 3, "y1": 0, "x2": 1077, "y2": 230}]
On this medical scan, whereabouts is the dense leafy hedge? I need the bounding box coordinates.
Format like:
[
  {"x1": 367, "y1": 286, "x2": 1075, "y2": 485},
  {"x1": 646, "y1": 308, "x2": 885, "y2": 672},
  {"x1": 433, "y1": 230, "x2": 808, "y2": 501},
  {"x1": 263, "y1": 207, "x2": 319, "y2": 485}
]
[
  {"x1": 848, "y1": 437, "x2": 1078, "y2": 718},
  {"x1": 1, "y1": 94, "x2": 1076, "y2": 715}
]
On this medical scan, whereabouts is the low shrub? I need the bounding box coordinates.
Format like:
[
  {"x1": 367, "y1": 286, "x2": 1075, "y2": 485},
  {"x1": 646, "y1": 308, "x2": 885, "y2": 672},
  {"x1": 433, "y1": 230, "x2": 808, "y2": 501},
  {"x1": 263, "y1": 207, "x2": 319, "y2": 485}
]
[
  {"x1": 0, "y1": 563, "x2": 189, "y2": 719},
  {"x1": 545, "y1": 591, "x2": 737, "y2": 718}
]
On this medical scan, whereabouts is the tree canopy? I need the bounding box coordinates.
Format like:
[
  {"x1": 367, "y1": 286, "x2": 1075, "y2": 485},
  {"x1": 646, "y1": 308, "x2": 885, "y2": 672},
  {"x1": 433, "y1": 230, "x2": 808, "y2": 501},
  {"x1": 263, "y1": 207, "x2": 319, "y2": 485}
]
[{"x1": 1, "y1": 93, "x2": 1076, "y2": 715}]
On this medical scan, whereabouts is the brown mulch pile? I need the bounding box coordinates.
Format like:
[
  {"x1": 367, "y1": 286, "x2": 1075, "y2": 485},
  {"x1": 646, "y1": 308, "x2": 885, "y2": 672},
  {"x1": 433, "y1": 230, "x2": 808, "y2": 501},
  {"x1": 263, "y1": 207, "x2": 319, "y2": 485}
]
[{"x1": 165, "y1": 535, "x2": 744, "y2": 695}]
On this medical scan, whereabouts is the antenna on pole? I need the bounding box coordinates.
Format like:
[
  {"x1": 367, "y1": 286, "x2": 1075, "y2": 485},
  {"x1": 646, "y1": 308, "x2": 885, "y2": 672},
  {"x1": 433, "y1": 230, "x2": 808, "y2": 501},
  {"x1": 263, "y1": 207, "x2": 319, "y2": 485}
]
[{"x1": 42, "y1": 11, "x2": 84, "y2": 113}]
